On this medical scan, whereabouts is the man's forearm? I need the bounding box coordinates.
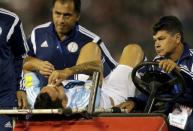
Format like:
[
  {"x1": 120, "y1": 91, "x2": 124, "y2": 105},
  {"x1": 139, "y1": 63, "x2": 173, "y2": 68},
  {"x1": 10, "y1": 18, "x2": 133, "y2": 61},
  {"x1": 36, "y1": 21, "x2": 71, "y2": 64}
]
[
  {"x1": 48, "y1": 60, "x2": 103, "y2": 85},
  {"x1": 71, "y1": 60, "x2": 101, "y2": 74},
  {"x1": 62, "y1": 60, "x2": 102, "y2": 79}
]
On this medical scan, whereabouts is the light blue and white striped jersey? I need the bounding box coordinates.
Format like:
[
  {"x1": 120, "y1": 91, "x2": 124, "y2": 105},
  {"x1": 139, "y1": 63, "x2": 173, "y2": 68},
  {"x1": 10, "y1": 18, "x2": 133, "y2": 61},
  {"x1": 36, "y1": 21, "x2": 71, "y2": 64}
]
[
  {"x1": 25, "y1": 72, "x2": 41, "y2": 108},
  {"x1": 64, "y1": 82, "x2": 91, "y2": 109},
  {"x1": 25, "y1": 72, "x2": 100, "y2": 109},
  {"x1": 63, "y1": 80, "x2": 101, "y2": 109}
]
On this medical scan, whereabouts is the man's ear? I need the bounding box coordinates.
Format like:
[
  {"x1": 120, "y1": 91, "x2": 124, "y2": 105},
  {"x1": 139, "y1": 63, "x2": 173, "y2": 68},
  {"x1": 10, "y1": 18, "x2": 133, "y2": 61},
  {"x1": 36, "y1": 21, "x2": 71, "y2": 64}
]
[
  {"x1": 76, "y1": 14, "x2": 80, "y2": 21},
  {"x1": 175, "y1": 33, "x2": 181, "y2": 44}
]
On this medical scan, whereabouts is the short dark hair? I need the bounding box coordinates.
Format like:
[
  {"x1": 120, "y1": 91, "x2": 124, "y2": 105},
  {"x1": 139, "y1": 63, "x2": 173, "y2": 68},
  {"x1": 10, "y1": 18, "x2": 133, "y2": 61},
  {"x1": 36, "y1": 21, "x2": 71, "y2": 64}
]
[
  {"x1": 52, "y1": 0, "x2": 81, "y2": 14},
  {"x1": 34, "y1": 92, "x2": 63, "y2": 109},
  {"x1": 153, "y1": 16, "x2": 184, "y2": 42}
]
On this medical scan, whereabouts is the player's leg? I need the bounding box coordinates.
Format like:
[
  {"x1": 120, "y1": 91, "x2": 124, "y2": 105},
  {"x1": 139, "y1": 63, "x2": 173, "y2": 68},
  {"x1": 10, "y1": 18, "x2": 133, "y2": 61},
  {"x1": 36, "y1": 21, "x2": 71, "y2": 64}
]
[
  {"x1": 101, "y1": 44, "x2": 144, "y2": 107},
  {"x1": 76, "y1": 42, "x2": 102, "y2": 65},
  {"x1": 75, "y1": 42, "x2": 103, "y2": 81}
]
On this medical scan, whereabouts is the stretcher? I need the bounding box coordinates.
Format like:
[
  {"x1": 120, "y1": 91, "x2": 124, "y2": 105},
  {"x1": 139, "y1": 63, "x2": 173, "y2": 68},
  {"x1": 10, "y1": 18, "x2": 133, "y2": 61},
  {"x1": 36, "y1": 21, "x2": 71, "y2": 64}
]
[
  {"x1": 0, "y1": 108, "x2": 169, "y2": 131},
  {"x1": 1, "y1": 66, "x2": 173, "y2": 131},
  {"x1": 12, "y1": 111, "x2": 168, "y2": 131}
]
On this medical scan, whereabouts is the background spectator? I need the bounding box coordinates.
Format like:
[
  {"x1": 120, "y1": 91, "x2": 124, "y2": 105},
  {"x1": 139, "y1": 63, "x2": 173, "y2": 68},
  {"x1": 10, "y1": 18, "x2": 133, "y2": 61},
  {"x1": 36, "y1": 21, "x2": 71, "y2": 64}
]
[{"x1": 1, "y1": 0, "x2": 193, "y2": 60}]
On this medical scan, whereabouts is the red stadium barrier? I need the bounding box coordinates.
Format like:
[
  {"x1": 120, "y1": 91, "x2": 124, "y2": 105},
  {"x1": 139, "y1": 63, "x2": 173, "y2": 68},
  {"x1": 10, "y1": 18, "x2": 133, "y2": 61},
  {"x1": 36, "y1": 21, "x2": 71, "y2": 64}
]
[{"x1": 14, "y1": 115, "x2": 169, "y2": 131}]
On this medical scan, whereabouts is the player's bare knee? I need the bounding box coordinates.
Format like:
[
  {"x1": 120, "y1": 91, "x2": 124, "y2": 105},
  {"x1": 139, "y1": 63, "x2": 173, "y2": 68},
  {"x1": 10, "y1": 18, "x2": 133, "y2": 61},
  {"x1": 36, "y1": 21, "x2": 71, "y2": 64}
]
[
  {"x1": 123, "y1": 44, "x2": 144, "y2": 57},
  {"x1": 123, "y1": 44, "x2": 141, "y2": 52},
  {"x1": 77, "y1": 42, "x2": 102, "y2": 65}
]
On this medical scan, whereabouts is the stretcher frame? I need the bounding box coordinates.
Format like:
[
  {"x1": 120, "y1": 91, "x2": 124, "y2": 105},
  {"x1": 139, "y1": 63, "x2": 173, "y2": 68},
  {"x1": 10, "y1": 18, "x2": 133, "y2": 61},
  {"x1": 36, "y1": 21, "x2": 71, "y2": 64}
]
[{"x1": 0, "y1": 72, "x2": 170, "y2": 131}]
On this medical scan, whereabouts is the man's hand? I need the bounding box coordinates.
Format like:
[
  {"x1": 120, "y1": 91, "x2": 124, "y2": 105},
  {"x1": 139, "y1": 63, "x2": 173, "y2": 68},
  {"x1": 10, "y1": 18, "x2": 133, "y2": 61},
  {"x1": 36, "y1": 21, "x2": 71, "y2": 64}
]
[
  {"x1": 23, "y1": 57, "x2": 55, "y2": 77},
  {"x1": 16, "y1": 91, "x2": 28, "y2": 109},
  {"x1": 48, "y1": 68, "x2": 73, "y2": 86},
  {"x1": 37, "y1": 61, "x2": 55, "y2": 77},
  {"x1": 116, "y1": 100, "x2": 135, "y2": 113},
  {"x1": 159, "y1": 59, "x2": 180, "y2": 73}
]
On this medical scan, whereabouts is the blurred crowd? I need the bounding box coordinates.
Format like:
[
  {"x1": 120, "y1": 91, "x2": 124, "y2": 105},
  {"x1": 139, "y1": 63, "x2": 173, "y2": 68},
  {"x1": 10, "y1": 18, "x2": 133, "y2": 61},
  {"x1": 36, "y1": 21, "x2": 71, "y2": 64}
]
[{"x1": 1, "y1": 0, "x2": 193, "y2": 60}]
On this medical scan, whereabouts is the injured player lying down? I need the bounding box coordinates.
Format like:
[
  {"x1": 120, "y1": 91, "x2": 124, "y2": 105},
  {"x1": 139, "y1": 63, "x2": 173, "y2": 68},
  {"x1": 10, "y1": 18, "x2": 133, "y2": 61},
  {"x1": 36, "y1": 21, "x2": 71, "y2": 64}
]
[
  {"x1": 33, "y1": 72, "x2": 136, "y2": 111},
  {"x1": 26, "y1": 44, "x2": 144, "y2": 111}
]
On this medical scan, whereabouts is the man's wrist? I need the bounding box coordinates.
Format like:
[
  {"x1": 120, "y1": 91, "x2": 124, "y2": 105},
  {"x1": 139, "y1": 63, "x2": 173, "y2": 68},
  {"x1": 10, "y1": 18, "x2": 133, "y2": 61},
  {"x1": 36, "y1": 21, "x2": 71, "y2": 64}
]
[
  {"x1": 33, "y1": 60, "x2": 42, "y2": 72},
  {"x1": 60, "y1": 68, "x2": 74, "y2": 79},
  {"x1": 176, "y1": 66, "x2": 181, "y2": 71}
]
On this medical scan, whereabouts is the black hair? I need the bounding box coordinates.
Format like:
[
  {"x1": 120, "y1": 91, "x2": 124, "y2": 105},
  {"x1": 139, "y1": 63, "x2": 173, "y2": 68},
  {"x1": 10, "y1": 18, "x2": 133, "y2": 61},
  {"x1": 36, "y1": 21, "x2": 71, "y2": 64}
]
[
  {"x1": 52, "y1": 0, "x2": 81, "y2": 14},
  {"x1": 153, "y1": 16, "x2": 184, "y2": 42},
  {"x1": 34, "y1": 92, "x2": 63, "y2": 109}
]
